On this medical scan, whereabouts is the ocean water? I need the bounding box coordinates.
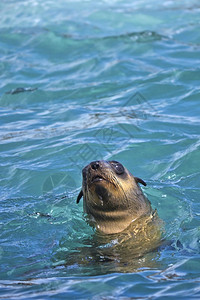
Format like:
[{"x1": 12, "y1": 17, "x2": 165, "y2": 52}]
[{"x1": 0, "y1": 0, "x2": 200, "y2": 299}]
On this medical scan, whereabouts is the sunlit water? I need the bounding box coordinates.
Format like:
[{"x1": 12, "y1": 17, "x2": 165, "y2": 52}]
[{"x1": 0, "y1": 0, "x2": 200, "y2": 299}]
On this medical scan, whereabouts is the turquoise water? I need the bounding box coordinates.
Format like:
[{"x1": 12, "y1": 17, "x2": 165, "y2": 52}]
[{"x1": 0, "y1": 0, "x2": 200, "y2": 298}]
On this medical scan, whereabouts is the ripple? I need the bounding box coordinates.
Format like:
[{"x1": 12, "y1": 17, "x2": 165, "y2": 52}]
[
  {"x1": 1, "y1": 0, "x2": 200, "y2": 298},
  {"x1": 60, "y1": 30, "x2": 167, "y2": 42}
]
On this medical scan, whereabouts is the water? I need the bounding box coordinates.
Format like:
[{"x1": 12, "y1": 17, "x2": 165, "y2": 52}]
[{"x1": 0, "y1": 0, "x2": 200, "y2": 298}]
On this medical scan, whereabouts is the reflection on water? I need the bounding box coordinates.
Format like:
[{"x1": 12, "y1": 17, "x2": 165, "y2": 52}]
[{"x1": 53, "y1": 212, "x2": 164, "y2": 275}]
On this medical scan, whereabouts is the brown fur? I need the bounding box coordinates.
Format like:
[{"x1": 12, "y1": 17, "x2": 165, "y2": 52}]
[{"x1": 77, "y1": 160, "x2": 162, "y2": 240}]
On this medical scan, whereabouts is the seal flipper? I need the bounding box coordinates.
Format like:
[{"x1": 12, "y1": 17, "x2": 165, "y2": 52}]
[
  {"x1": 135, "y1": 177, "x2": 147, "y2": 186},
  {"x1": 76, "y1": 190, "x2": 83, "y2": 204}
]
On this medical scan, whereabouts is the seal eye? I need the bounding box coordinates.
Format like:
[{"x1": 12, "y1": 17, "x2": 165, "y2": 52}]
[{"x1": 109, "y1": 161, "x2": 125, "y2": 175}]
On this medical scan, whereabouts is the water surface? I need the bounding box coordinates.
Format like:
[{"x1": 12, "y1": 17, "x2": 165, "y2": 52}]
[{"x1": 0, "y1": 0, "x2": 200, "y2": 299}]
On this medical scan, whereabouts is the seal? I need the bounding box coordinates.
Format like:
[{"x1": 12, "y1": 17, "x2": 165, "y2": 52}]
[{"x1": 77, "y1": 160, "x2": 162, "y2": 240}]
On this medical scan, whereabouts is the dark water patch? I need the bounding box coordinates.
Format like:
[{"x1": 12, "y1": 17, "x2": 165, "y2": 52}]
[
  {"x1": 60, "y1": 30, "x2": 167, "y2": 43},
  {"x1": 29, "y1": 212, "x2": 52, "y2": 219},
  {"x1": 5, "y1": 87, "x2": 38, "y2": 95}
]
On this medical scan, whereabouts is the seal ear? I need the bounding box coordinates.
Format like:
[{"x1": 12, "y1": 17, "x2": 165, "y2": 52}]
[
  {"x1": 134, "y1": 177, "x2": 147, "y2": 186},
  {"x1": 76, "y1": 190, "x2": 83, "y2": 204}
]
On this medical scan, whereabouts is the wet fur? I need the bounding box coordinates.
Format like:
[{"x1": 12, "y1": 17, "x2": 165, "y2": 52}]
[{"x1": 77, "y1": 160, "x2": 162, "y2": 238}]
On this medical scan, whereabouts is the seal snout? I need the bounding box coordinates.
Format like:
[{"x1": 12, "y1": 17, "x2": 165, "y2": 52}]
[
  {"x1": 90, "y1": 161, "x2": 105, "y2": 184},
  {"x1": 91, "y1": 175, "x2": 104, "y2": 183},
  {"x1": 82, "y1": 161, "x2": 105, "y2": 186},
  {"x1": 91, "y1": 161, "x2": 100, "y2": 170}
]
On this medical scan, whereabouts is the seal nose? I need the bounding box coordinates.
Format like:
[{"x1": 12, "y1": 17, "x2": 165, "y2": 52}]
[{"x1": 91, "y1": 161, "x2": 100, "y2": 170}]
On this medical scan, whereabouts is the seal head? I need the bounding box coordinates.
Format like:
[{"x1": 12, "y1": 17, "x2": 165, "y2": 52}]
[{"x1": 77, "y1": 160, "x2": 152, "y2": 234}]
